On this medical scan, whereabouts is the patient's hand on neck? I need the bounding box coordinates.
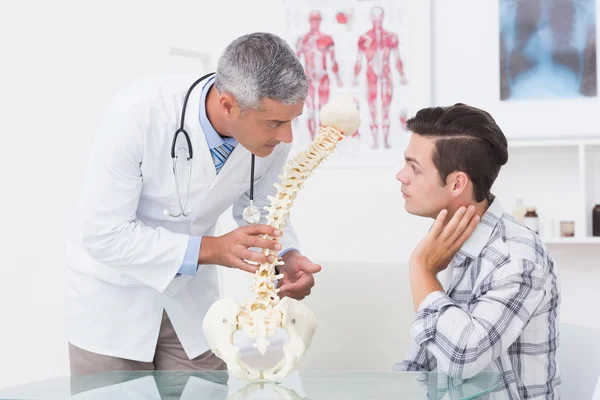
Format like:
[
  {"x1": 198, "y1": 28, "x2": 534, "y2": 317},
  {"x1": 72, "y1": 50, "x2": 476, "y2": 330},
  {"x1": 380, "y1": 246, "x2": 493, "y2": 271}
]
[
  {"x1": 442, "y1": 198, "x2": 489, "y2": 228},
  {"x1": 409, "y1": 204, "x2": 480, "y2": 311}
]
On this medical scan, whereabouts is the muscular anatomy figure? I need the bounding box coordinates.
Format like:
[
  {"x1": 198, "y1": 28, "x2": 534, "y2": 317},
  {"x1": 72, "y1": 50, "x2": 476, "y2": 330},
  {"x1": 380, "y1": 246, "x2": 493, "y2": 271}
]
[
  {"x1": 353, "y1": 6, "x2": 407, "y2": 149},
  {"x1": 296, "y1": 11, "x2": 344, "y2": 140}
]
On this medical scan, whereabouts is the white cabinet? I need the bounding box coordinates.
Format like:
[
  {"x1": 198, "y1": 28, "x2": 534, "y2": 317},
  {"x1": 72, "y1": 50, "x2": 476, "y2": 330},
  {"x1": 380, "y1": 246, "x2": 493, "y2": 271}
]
[{"x1": 493, "y1": 138, "x2": 600, "y2": 245}]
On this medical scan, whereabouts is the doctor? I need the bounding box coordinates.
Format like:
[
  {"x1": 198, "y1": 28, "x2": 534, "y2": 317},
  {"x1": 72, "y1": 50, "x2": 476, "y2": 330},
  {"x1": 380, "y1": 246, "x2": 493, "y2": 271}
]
[{"x1": 65, "y1": 32, "x2": 321, "y2": 375}]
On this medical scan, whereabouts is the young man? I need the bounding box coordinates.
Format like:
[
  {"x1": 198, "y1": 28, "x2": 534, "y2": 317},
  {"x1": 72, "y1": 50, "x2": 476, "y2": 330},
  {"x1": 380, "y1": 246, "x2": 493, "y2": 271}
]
[{"x1": 394, "y1": 103, "x2": 561, "y2": 399}]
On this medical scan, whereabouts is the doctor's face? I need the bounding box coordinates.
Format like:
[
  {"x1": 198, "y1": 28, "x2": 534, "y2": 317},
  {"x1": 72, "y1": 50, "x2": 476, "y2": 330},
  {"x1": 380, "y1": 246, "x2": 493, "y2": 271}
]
[
  {"x1": 231, "y1": 98, "x2": 304, "y2": 157},
  {"x1": 396, "y1": 134, "x2": 453, "y2": 218}
]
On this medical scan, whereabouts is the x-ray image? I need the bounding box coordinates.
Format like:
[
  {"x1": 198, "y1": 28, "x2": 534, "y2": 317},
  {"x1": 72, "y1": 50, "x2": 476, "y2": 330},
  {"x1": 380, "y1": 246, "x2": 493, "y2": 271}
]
[{"x1": 499, "y1": 0, "x2": 597, "y2": 100}]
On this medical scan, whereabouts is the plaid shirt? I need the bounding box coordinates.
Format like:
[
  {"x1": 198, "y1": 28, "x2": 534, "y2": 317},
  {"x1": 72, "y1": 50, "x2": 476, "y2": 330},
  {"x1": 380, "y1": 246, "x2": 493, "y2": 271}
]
[{"x1": 393, "y1": 197, "x2": 561, "y2": 399}]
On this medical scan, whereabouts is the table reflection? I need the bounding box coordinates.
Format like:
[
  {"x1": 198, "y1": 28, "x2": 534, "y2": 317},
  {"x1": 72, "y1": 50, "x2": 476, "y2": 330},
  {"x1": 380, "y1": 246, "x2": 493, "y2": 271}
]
[{"x1": 0, "y1": 370, "x2": 503, "y2": 400}]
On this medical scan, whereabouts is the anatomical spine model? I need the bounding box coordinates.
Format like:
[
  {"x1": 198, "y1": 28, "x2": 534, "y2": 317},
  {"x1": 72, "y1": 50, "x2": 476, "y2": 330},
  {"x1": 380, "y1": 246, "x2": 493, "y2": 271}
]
[{"x1": 202, "y1": 96, "x2": 360, "y2": 382}]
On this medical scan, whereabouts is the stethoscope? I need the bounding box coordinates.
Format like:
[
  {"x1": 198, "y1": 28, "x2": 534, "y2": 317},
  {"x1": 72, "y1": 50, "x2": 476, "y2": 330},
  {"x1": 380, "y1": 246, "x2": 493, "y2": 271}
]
[{"x1": 163, "y1": 73, "x2": 260, "y2": 224}]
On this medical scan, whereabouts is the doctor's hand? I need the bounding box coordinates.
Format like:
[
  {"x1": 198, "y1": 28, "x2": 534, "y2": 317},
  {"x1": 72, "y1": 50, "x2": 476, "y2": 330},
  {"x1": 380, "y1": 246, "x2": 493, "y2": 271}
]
[
  {"x1": 199, "y1": 225, "x2": 282, "y2": 274},
  {"x1": 277, "y1": 251, "x2": 322, "y2": 300}
]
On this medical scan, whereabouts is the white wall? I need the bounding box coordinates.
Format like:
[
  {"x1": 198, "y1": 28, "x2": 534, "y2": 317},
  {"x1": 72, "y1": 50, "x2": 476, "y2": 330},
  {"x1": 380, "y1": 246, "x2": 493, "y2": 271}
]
[
  {"x1": 433, "y1": 0, "x2": 600, "y2": 140},
  {"x1": 0, "y1": 0, "x2": 599, "y2": 391}
]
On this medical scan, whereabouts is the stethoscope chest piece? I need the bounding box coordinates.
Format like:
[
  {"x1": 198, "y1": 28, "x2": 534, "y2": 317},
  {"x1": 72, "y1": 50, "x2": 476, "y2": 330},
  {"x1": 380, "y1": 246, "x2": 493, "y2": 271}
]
[{"x1": 243, "y1": 202, "x2": 261, "y2": 224}]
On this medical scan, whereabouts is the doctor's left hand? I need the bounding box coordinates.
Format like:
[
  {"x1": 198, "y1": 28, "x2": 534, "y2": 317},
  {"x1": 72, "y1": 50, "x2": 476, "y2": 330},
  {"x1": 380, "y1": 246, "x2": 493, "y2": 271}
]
[{"x1": 277, "y1": 251, "x2": 322, "y2": 300}]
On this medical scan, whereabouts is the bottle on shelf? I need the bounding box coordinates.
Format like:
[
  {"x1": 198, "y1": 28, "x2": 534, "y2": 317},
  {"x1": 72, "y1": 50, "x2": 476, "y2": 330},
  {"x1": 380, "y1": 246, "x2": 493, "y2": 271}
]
[
  {"x1": 512, "y1": 198, "x2": 527, "y2": 223},
  {"x1": 593, "y1": 202, "x2": 600, "y2": 237},
  {"x1": 524, "y1": 208, "x2": 539, "y2": 234}
]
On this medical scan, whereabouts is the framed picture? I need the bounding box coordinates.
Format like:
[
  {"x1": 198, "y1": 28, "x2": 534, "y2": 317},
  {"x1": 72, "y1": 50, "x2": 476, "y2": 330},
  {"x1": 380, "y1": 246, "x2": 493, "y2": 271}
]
[
  {"x1": 284, "y1": 0, "x2": 432, "y2": 168},
  {"x1": 499, "y1": 0, "x2": 597, "y2": 101}
]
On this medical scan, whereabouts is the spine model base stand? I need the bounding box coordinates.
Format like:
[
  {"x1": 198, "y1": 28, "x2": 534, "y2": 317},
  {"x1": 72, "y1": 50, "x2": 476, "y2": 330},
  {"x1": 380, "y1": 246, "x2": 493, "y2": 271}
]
[{"x1": 202, "y1": 96, "x2": 360, "y2": 382}]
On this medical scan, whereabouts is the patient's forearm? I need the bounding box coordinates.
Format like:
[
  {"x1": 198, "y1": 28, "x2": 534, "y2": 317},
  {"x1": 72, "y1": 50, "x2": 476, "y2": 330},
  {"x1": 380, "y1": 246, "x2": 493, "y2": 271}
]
[{"x1": 409, "y1": 266, "x2": 444, "y2": 312}]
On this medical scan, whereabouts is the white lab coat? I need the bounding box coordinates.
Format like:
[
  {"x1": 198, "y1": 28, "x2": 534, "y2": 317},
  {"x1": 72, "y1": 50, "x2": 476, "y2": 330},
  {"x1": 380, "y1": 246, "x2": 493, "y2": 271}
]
[{"x1": 65, "y1": 74, "x2": 300, "y2": 362}]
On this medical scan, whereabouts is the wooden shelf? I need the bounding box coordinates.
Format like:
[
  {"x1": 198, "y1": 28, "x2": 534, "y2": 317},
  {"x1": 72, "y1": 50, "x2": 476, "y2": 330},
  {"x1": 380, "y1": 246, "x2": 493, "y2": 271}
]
[
  {"x1": 544, "y1": 237, "x2": 600, "y2": 245},
  {"x1": 508, "y1": 137, "x2": 600, "y2": 148}
]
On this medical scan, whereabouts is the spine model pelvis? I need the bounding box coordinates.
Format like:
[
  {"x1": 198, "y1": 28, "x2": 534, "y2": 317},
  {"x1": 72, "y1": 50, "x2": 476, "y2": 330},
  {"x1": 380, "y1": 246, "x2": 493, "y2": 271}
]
[{"x1": 202, "y1": 95, "x2": 360, "y2": 382}]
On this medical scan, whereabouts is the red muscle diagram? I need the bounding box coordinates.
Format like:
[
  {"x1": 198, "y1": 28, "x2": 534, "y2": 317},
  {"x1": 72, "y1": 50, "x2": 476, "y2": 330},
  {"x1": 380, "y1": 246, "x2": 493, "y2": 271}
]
[
  {"x1": 353, "y1": 6, "x2": 407, "y2": 149},
  {"x1": 296, "y1": 11, "x2": 344, "y2": 140}
]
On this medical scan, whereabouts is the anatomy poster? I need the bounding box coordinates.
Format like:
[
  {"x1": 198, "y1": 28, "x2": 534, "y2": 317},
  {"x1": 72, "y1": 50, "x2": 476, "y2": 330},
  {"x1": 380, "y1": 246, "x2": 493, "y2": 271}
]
[
  {"x1": 499, "y1": 0, "x2": 597, "y2": 101},
  {"x1": 285, "y1": 0, "x2": 431, "y2": 168}
]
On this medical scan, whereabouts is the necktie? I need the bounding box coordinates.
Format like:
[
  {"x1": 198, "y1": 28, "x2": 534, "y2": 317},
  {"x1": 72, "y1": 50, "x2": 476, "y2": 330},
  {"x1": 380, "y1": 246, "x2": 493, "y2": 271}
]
[{"x1": 210, "y1": 142, "x2": 235, "y2": 174}]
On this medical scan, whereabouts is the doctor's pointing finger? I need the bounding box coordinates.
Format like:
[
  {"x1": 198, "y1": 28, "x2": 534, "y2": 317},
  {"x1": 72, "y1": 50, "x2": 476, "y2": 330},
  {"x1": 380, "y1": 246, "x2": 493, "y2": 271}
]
[{"x1": 65, "y1": 32, "x2": 320, "y2": 375}]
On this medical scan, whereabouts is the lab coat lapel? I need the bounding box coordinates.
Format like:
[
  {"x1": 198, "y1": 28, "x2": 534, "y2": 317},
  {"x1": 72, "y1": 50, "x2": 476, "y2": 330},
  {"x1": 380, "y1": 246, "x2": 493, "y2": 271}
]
[
  {"x1": 189, "y1": 145, "x2": 251, "y2": 231},
  {"x1": 211, "y1": 144, "x2": 251, "y2": 187},
  {"x1": 181, "y1": 75, "x2": 251, "y2": 186},
  {"x1": 181, "y1": 74, "x2": 252, "y2": 228}
]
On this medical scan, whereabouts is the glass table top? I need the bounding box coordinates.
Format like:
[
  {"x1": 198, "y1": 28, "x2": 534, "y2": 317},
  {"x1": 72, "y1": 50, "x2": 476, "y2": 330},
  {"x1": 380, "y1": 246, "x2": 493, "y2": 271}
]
[{"x1": 0, "y1": 370, "x2": 503, "y2": 400}]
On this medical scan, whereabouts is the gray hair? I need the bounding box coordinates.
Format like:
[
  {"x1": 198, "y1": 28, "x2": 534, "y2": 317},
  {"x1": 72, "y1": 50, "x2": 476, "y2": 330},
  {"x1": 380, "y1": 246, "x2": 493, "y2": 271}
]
[{"x1": 214, "y1": 32, "x2": 308, "y2": 111}]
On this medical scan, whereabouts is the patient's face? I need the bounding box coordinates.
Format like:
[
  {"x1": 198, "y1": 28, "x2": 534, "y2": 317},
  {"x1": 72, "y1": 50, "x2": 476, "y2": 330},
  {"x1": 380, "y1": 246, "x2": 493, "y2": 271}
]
[{"x1": 396, "y1": 134, "x2": 452, "y2": 218}]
